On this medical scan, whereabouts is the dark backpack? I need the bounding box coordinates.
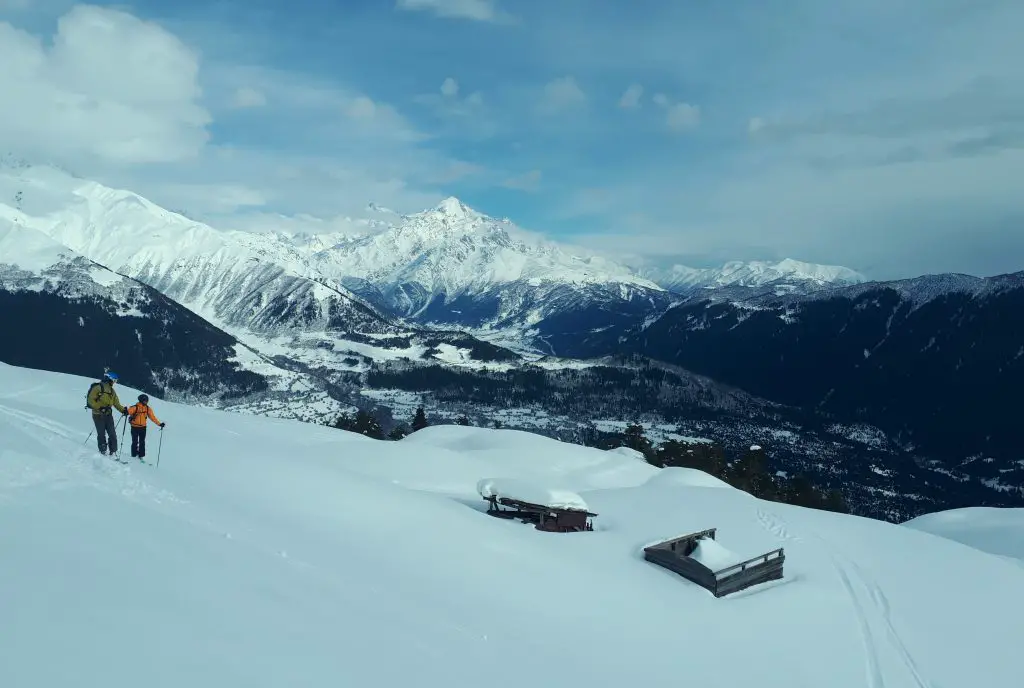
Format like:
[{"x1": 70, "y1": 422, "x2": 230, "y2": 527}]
[{"x1": 85, "y1": 381, "x2": 103, "y2": 410}]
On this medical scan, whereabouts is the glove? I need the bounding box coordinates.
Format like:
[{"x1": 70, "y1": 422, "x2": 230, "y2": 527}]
[
  {"x1": 121, "y1": 408, "x2": 129, "y2": 416},
  {"x1": 160, "y1": 423, "x2": 166, "y2": 428}
]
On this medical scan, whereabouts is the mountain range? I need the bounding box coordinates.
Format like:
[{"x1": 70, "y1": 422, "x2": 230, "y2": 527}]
[
  {"x1": 2, "y1": 159, "x2": 1022, "y2": 521},
  {"x1": 240, "y1": 196, "x2": 869, "y2": 353},
  {"x1": 0, "y1": 221, "x2": 270, "y2": 406}
]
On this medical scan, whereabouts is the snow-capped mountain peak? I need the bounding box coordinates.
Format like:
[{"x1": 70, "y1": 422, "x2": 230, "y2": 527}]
[
  {"x1": 392, "y1": 196, "x2": 497, "y2": 241},
  {"x1": 316, "y1": 197, "x2": 660, "y2": 292},
  {"x1": 433, "y1": 196, "x2": 475, "y2": 219},
  {"x1": 641, "y1": 258, "x2": 868, "y2": 294}
]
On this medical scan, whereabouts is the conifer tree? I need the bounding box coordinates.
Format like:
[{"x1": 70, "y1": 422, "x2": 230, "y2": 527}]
[
  {"x1": 353, "y1": 409, "x2": 384, "y2": 440},
  {"x1": 623, "y1": 422, "x2": 654, "y2": 460},
  {"x1": 411, "y1": 406, "x2": 429, "y2": 432}
]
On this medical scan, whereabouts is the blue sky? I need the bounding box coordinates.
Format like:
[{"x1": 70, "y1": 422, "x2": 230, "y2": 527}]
[{"x1": 2, "y1": 0, "x2": 1023, "y2": 279}]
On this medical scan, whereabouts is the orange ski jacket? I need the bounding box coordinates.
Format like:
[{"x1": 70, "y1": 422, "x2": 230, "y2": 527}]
[{"x1": 126, "y1": 403, "x2": 162, "y2": 428}]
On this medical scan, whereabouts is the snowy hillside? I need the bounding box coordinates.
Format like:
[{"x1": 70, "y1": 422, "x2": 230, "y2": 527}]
[
  {"x1": 0, "y1": 161, "x2": 867, "y2": 356},
  {"x1": 1, "y1": 360, "x2": 1021, "y2": 687},
  {"x1": 317, "y1": 197, "x2": 659, "y2": 293},
  {"x1": 564, "y1": 268, "x2": 1024, "y2": 493},
  {"x1": 639, "y1": 258, "x2": 867, "y2": 294},
  {"x1": 904, "y1": 507, "x2": 1024, "y2": 563},
  {"x1": 0, "y1": 221, "x2": 281, "y2": 405},
  {"x1": 0, "y1": 163, "x2": 523, "y2": 375},
  {"x1": 296, "y1": 197, "x2": 674, "y2": 349}
]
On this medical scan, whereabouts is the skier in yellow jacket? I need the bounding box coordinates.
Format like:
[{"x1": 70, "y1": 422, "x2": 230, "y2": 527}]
[
  {"x1": 86, "y1": 372, "x2": 128, "y2": 455},
  {"x1": 125, "y1": 394, "x2": 166, "y2": 461}
]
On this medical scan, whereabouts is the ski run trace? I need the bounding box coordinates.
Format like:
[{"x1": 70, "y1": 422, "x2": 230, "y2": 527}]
[{"x1": 1, "y1": 360, "x2": 1022, "y2": 688}]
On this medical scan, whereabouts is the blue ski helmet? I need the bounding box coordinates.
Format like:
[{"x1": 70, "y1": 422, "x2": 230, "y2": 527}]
[{"x1": 103, "y1": 372, "x2": 119, "y2": 382}]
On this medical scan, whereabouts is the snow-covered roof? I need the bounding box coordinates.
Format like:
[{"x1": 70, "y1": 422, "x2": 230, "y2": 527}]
[{"x1": 477, "y1": 477, "x2": 590, "y2": 511}]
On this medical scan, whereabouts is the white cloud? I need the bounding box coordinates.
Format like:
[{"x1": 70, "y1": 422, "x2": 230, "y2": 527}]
[
  {"x1": 666, "y1": 102, "x2": 700, "y2": 131},
  {"x1": 157, "y1": 183, "x2": 268, "y2": 214},
  {"x1": 413, "y1": 80, "x2": 492, "y2": 139},
  {"x1": 649, "y1": 93, "x2": 700, "y2": 132},
  {"x1": 0, "y1": 5, "x2": 506, "y2": 241},
  {"x1": 441, "y1": 77, "x2": 459, "y2": 97},
  {"x1": 215, "y1": 64, "x2": 426, "y2": 146},
  {"x1": 396, "y1": 0, "x2": 509, "y2": 23},
  {"x1": 501, "y1": 169, "x2": 542, "y2": 192},
  {"x1": 230, "y1": 87, "x2": 267, "y2": 109},
  {"x1": 619, "y1": 83, "x2": 643, "y2": 109},
  {"x1": 539, "y1": 76, "x2": 586, "y2": 114},
  {"x1": 346, "y1": 95, "x2": 378, "y2": 120},
  {"x1": 428, "y1": 159, "x2": 485, "y2": 184},
  {"x1": 0, "y1": 5, "x2": 210, "y2": 165}
]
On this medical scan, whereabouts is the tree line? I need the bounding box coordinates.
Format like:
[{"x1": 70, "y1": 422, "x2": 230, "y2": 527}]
[
  {"x1": 328, "y1": 406, "x2": 848, "y2": 515},
  {"x1": 584, "y1": 422, "x2": 849, "y2": 513}
]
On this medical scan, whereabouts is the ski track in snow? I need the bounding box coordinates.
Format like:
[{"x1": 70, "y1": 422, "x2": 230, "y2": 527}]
[
  {"x1": 0, "y1": 402, "x2": 497, "y2": 656},
  {"x1": 833, "y1": 559, "x2": 887, "y2": 688},
  {"x1": 0, "y1": 402, "x2": 185, "y2": 506},
  {"x1": 0, "y1": 403, "x2": 78, "y2": 442},
  {"x1": 755, "y1": 506, "x2": 937, "y2": 688},
  {"x1": 0, "y1": 402, "x2": 481, "y2": 646}
]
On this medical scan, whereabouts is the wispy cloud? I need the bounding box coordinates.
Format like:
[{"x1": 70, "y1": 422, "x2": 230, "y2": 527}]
[
  {"x1": 4, "y1": 0, "x2": 1023, "y2": 279},
  {"x1": 665, "y1": 103, "x2": 700, "y2": 131},
  {"x1": 229, "y1": 87, "x2": 266, "y2": 109},
  {"x1": 538, "y1": 76, "x2": 586, "y2": 114},
  {"x1": 502, "y1": 169, "x2": 542, "y2": 192},
  {"x1": 618, "y1": 84, "x2": 643, "y2": 109},
  {"x1": 395, "y1": 0, "x2": 512, "y2": 23}
]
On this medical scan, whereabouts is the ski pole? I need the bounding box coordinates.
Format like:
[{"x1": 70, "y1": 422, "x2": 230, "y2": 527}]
[
  {"x1": 117, "y1": 414, "x2": 128, "y2": 460},
  {"x1": 82, "y1": 430, "x2": 93, "y2": 445},
  {"x1": 156, "y1": 426, "x2": 164, "y2": 467}
]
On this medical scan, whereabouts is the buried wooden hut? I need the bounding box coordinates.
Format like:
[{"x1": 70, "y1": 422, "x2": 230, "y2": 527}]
[
  {"x1": 477, "y1": 478, "x2": 597, "y2": 532},
  {"x1": 643, "y1": 527, "x2": 784, "y2": 597}
]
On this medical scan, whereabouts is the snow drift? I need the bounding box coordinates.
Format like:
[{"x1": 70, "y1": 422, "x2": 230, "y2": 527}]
[
  {"x1": 903, "y1": 507, "x2": 1024, "y2": 563},
  {"x1": 1, "y1": 360, "x2": 1022, "y2": 687}
]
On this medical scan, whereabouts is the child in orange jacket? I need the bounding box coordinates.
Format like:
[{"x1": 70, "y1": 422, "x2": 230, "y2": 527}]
[{"x1": 126, "y1": 394, "x2": 166, "y2": 461}]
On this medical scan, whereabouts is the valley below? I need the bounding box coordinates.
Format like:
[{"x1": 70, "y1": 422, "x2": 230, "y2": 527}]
[{"x1": 2, "y1": 160, "x2": 1022, "y2": 525}]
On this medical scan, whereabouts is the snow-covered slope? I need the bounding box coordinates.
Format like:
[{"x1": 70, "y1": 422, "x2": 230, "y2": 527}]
[
  {"x1": 0, "y1": 163, "x2": 521, "y2": 374},
  {"x1": 1, "y1": 165, "x2": 389, "y2": 329},
  {"x1": 903, "y1": 507, "x2": 1024, "y2": 563},
  {"x1": 319, "y1": 197, "x2": 659, "y2": 294},
  {"x1": 640, "y1": 258, "x2": 867, "y2": 294},
  {"x1": 1, "y1": 360, "x2": 1022, "y2": 687},
  {"x1": 0, "y1": 217, "x2": 130, "y2": 297},
  {"x1": 250, "y1": 203, "x2": 867, "y2": 352},
  {"x1": 0, "y1": 220, "x2": 287, "y2": 406},
  {"x1": 1, "y1": 160, "x2": 866, "y2": 356},
  {"x1": 295, "y1": 197, "x2": 673, "y2": 349}
]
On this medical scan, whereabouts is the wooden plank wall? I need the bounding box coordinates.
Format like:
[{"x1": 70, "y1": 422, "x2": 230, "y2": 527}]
[
  {"x1": 643, "y1": 547, "x2": 717, "y2": 593},
  {"x1": 643, "y1": 530, "x2": 786, "y2": 598},
  {"x1": 714, "y1": 552, "x2": 785, "y2": 597}
]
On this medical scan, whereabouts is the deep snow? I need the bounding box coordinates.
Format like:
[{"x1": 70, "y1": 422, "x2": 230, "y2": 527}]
[
  {"x1": 903, "y1": 507, "x2": 1024, "y2": 563},
  {"x1": 1, "y1": 361, "x2": 1022, "y2": 687}
]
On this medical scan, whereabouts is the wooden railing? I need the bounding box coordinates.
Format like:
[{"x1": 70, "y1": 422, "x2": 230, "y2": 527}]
[{"x1": 713, "y1": 548, "x2": 784, "y2": 578}]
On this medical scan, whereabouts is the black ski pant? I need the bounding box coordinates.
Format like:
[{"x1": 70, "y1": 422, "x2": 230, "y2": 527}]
[
  {"x1": 93, "y1": 412, "x2": 118, "y2": 454},
  {"x1": 131, "y1": 426, "x2": 148, "y2": 458}
]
